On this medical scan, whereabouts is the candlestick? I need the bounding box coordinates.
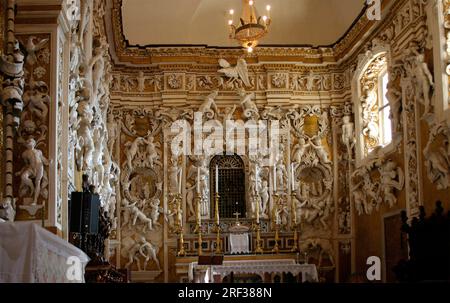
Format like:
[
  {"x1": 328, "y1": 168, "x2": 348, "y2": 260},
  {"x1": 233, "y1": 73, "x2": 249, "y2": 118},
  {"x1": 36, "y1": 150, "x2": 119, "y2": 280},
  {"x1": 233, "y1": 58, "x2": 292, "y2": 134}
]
[
  {"x1": 214, "y1": 193, "x2": 221, "y2": 254},
  {"x1": 215, "y1": 165, "x2": 218, "y2": 193},
  {"x1": 195, "y1": 192, "x2": 203, "y2": 256},
  {"x1": 255, "y1": 224, "x2": 263, "y2": 254},
  {"x1": 176, "y1": 194, "x2": 186, "y2": 256}
]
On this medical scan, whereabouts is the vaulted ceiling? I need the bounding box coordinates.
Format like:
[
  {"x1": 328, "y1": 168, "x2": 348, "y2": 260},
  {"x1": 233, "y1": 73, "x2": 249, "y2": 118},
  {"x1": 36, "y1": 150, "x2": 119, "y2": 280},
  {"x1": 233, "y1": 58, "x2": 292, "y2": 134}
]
[{"x1": 121, "y1": 0, "x2": 366, "y2": 48}]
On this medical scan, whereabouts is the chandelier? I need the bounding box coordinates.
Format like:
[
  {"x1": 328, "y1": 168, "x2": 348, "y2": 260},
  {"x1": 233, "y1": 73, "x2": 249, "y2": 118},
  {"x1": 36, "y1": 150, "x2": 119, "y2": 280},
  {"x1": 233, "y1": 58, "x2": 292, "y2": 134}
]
[{"x1": 227, "y1": 0, "x2": 272, "y2": 53}]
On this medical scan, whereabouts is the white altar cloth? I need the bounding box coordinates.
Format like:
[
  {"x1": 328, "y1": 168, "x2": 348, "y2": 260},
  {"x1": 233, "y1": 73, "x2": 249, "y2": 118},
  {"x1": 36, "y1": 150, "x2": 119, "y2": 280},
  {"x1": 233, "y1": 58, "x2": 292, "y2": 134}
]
[
  {"x1": 189, "y1": 259, "x2": 318, "y2": 283},
  {"x1": 229, "y1": 233, "x2": 250, "y2": 254},
  {"x1": 0, "y1": 222, "x2": 90, "y2": 283}
]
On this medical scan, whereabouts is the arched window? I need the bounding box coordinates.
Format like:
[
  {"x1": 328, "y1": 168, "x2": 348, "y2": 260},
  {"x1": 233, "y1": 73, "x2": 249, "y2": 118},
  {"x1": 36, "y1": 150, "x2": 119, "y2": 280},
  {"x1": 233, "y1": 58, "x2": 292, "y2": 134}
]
[
  {"x1": 379, "y1": 70, "x2": 392, "y2": 147},
  {"x1": 209, "y1": 155, "x2": 246, "y2": 219},
  {"x1": 354, "y1": 52, "x2": 393, "y2": 164}
]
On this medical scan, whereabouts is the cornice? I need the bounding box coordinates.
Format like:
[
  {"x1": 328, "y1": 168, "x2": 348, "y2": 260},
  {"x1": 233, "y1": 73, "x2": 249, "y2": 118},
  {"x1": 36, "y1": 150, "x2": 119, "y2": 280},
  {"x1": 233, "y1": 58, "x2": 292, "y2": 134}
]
[{"x1": 106, "y1": 0, "x2": 381, "y2": 66}]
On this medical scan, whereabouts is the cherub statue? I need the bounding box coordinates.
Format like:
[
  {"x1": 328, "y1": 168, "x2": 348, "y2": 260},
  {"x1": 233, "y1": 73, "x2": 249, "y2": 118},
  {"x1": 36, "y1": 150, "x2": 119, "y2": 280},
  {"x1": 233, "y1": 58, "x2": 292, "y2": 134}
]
[
  {"x1": 145, "y1": 136, "x2": 159, "y2": 168},
  {"x1": 15, "y1": 138, "x2": 49, "y2": 205},
  {"x1": 292, "y1": 137, "x2": 309, "y2": 164},
  {"x1": 22, "y1": 80, "x2": 50, "y2": 122},
  {"x1": 149, "y1": 197, "x2": 163, "y2": 228},
  {"x1": 310, "y1": 136, "x2": 331, "y2": 164},
  {"x1": 124, "y1": 137, "x2": 146, "y2": 171}
]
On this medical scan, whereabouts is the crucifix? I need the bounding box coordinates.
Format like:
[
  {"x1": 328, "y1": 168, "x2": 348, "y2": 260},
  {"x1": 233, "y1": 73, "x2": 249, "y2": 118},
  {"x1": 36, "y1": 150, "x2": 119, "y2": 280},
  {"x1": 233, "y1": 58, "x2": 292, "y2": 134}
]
[
  {"x1": 233, "y1": 201, "x2": 241, "y2": 223},
  {"x1": 233, "y1": 211, "x2": 241, "y2": 223}
]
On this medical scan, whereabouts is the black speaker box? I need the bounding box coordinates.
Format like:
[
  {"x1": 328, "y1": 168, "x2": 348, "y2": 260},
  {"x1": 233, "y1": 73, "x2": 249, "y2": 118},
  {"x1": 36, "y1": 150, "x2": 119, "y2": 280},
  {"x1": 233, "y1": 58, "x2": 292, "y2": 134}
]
[{"x1": 69, "y1": 192, "x2": 100, "y2": 234}]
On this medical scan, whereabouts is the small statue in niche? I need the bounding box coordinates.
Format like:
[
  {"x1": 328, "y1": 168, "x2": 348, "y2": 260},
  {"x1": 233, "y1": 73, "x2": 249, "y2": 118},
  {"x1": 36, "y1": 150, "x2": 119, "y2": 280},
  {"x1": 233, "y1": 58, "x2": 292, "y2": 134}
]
[
  {"x1": 185, "y1": 180, "x2": 196, "y2": 220},
  {"x1": 106, "y1": 111, "x2": 119, "y2": 154},
  {"x1": 90, "y1": 38, "x2": 109, "y2": 101},
  {"x1": 412, "y1": 53, "x2": 434, "y2": 116},
  {"x1": 16, "y1": 138, "x2": 49, "y2": 205},
  {"x1": 75, "y1": 101, "x2": 94, "y2": 171},
  {"x1": 168, "y1": 156, "x2": 181, "y2": 193},
  {"x1": 341, "y1": 115, "x2": 355, "y2": 157}
]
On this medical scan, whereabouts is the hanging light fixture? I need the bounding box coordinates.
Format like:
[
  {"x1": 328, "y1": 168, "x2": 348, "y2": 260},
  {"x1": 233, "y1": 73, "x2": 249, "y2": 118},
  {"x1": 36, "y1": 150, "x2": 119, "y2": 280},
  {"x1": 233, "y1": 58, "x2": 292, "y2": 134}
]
[{"x1": 227, "y1": 0, "x2": 272, "y2": 53}]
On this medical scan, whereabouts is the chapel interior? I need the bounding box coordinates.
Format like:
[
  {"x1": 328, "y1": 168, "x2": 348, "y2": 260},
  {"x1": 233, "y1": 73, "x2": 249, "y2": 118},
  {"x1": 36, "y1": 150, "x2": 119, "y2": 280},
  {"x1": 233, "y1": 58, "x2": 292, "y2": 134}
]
[{"x1": 0, "y1": 0, "x2": 450, "y2": 284}]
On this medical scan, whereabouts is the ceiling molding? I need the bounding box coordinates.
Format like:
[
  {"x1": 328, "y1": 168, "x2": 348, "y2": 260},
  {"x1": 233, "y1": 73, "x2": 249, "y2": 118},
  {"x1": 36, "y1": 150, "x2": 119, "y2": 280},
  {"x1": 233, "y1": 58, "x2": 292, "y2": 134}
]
[{"x1": 106, "y1": 0, "x2": 400, "y2": 66}]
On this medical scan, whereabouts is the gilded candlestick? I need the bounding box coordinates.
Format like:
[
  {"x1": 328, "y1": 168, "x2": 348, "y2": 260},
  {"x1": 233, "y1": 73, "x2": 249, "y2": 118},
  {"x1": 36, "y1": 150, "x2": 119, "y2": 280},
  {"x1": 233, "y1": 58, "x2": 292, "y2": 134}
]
[
  {"x1": 214, "y1": 192, "x2": 222, "y2": 254},
  {"x1": 255, "y1": 223, "x2": 264, "y2": 254},
  {"x1": 175, "y1": 194, "x2": 186, "y2": 256},
  {"x1": 290, "y1": 192, "x2": 298, "y2": 252},
  {"x1": 195, "y1": 193, "x2": 203, "y2": 256},
  {"x1": 272, "y1": 193, "x2": 280, "y2": 254}
]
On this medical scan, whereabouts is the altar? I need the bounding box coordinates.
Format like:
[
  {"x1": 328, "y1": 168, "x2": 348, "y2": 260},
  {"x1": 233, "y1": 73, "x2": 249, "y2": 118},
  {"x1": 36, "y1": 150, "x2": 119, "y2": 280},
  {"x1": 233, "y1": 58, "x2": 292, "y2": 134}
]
[
  {"x1": 176, "y1": 254, "x2": 318, "y2": 283},
  {"x1": 0, "y1": 222, "x2": 90, "y2": 283}
]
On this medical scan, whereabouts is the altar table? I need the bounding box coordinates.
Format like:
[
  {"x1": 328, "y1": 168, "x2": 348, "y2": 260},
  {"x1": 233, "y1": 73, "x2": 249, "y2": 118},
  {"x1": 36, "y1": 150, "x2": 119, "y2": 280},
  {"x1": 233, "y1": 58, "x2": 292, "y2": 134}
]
[
  {"x1": 0, "y1": 222, "x2": 90, "y2": 283},
  {"x1": 189, "y1": 259, "x2": 318, "y2": 283}
]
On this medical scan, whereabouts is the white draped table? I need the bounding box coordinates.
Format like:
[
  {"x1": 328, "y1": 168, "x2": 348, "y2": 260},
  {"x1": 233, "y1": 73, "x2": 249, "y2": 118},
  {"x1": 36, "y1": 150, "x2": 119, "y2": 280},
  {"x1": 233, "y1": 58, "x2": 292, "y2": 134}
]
[
  {"x1": 189, "y1": 259, "x2": 318, "y2": 283},
  {"x1": 0, "y1": 222, "x2": 90, "y2": 283},
  {"x1": 229, "y1": 233, "x2": 250, "y2": 254}
]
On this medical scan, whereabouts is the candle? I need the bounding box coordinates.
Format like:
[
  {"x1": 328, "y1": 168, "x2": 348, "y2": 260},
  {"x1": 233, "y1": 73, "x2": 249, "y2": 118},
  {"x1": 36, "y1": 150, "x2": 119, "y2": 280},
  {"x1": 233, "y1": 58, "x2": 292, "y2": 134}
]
[
  {"x1": 215, "y1": 165, "x2": 219, "y2": 193},
  {"x1": 197, "y1": 166, "x2": 200, "y2": 193},
  {"x1": 255, "y1": 166, "x2": 259, "y2": 191},
  {"x1": 291, "y1": 163, "x2": 295, "y2": 192},
  {"x1": 256, "y1": 197, "x2": 260, "y2": 224},
  {"x1": 273, "y1": 166, "x2": 277, "y2": 193},
  {"x1": 178, "y1": 167, "x2": 182, "y2": 194}
]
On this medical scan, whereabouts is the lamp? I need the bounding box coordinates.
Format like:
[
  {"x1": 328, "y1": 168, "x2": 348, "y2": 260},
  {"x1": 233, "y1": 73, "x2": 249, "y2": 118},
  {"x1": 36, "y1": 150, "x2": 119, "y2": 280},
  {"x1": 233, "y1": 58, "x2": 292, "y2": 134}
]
[{"x1": 227, "y1": 0, "x2": 272, "y2": 53}]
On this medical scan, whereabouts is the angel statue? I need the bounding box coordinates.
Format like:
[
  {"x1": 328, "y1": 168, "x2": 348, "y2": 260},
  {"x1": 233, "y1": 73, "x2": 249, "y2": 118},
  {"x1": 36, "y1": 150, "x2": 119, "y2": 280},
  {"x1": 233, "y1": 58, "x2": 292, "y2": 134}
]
[{"x1": 218, "y1": 58, "x2": 251, "y2": 88}]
